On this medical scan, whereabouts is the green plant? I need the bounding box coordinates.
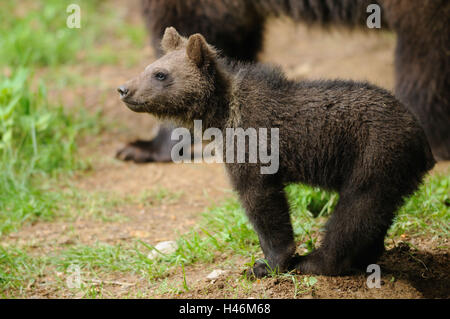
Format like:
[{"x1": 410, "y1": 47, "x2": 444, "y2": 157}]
[{"x1": 0, "y1": 69, "x2": 96, "y2": 235}]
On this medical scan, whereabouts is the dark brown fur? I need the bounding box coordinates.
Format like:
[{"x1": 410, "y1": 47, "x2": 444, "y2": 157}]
[
  {"x1": 141, "y1": 0, "x2": 265, "y2": 61},
  {"x1": 380, "y1": 0, "x2": 450, "y2": 161},
  {"x1": 118, "y1": 29, "x2": 435, "y2": 276},
  {"x1": 123, "y1": 0, "x2": 448, "y2": 162}
]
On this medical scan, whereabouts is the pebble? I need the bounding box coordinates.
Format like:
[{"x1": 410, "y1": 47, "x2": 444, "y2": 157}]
[
  {"x1": 206, "y1": 269, "x2": 227, "y2": 280},
  {"x1": 147, "y1": 241, "x2": 178, "y2": 259}
]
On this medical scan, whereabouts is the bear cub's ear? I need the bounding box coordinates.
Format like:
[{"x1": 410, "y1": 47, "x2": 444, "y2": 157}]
[
  {"x1": 161, "y1": 27, "x2": 185, "y2": 52},
  {"x1": 186, "y1": 34, "x2": 216, "y2": 68}
]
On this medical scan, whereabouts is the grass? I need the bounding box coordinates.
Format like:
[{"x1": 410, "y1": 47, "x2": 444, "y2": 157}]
[
  {"x1": 0, "y1": 0, "x2": 167, "y2": 296},
  {"x1": 3, "y1": 173, "x2": 446, "y2": 297},
  {"x1": 0, "y1": 0, "x2": 145, "y2": 69},
  {"x1": 289, "y1": 275, "x2": 318, "y2": 298},
  {"x1": 56, "y1": 187, "x2": 184, "y2": 222},
  {"x1": 0, "y1": 0, "x2": 147, "y2": 235},
  {"x1": 1, "y1": 1, "x2": 92, "y2": 68},
  {"x1": 0, "y1": 69, "x2": 98, "y2": 235},
  {"x1": 137, "y1": 188, "x2": 184, "y2": 207},
  {"x1": 0, "y1": 246, "x2": 45, "y2": 294},
  {"x1": 390, "y1": 173, "x2": 450, "y2": 237},
  {"x1": 0, "y1": 185, "x2": 331, "y2": 295}
]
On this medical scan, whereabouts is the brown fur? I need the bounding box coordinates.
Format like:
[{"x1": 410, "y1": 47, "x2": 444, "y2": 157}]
[
  {"x1": 118, "y1": 29, "x2": 435, "y2": 276},
  {"x1": 141, "y1": 0, "x2": 264, "y2": 61},
  {"x1": 380, "y1": 0, "x2": 450, "y2": 160}
]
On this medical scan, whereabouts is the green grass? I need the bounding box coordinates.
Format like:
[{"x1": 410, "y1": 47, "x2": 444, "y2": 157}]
[
  {"x1": 46, "y1": 186, "x2": 184, "y2": 224},
  {"x1": 0, "y1": 246, "x2": 45, "y2": 294},
  {"x1": 0, "y1": 173, "x2": 448, "y2": 296},
  {"x1": 136, "y1": 188, "x2": 184, "y2": 207},
  {"x1": 1, "y1": 1, "x2": 90, "y2": 67},
  {"x1": 0, "y1": 0, "x2": 147, "y2": 236},
  {"x1": 55, "y1": 176, "x2": 450, "y2": 272},
  {"x1": 0, "y1": 69, "x2": 95, "y2": 173},
  {"x1": 0, "y1": 0, "x2": 145, "y2": 69},
  {"x1": 0, "y1": 68, "x2": 98, "y2": 235},
  {"x1": 288, "y1": 274, "x2": 318, "y2": 298},
  {"x1": 390, "y1": 173, "x2": 450, "y2": 237}
]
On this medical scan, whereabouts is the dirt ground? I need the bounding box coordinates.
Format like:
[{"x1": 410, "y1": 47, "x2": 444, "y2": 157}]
[{"x1": 5, "y1": 2, "x2": 449, "y2": 299}]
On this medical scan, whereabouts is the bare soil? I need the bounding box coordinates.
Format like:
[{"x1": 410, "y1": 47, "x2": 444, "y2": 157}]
[
  {"x1": 4, "y1": 1, "x2": 449, "y2": 299},
  {"x1": 174, "y1": 242, "x2": 449, "y2": 299}
]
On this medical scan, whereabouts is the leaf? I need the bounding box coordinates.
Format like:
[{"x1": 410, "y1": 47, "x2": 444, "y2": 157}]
[
  {"x1": 1, "y1": 129, "x2": 12, "y2": 145},
  {"x1": 307, "y1": 276, "x2": 318, "y2": 287},
  {"x1": 0, "y1": 94, "x2": 21, "y2": 121},
  {"x1": 35, "y1": 113, "x2": 52, "y2": 131}
]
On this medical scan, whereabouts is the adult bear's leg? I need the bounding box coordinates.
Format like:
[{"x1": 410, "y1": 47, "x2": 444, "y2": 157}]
[
  {"x1": 382, "y1": 0, "x2": 450, "y2": 160},
  {"x1": 116, "y1": 123, "x2": 179, "y2": 163}
]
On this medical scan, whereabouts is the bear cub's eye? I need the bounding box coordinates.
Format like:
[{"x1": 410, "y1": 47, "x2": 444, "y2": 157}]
[{"x1": 154, "y1": 72, "x2": 167, "y2": 81}]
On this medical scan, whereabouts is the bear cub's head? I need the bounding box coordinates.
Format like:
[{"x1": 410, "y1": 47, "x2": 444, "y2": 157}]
[{"x1": 118, "y1": 27, "x2": 223, "y2": 124}]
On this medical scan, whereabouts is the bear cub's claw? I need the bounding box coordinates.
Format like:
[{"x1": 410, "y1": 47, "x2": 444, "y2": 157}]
[{"x1": 244, "y1": 260, "x2": 273, "y2": 279}]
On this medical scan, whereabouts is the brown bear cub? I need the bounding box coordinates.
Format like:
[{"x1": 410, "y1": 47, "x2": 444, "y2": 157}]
[{"x1": 118, "y1": 27, "x2": 435, "y2": 277}]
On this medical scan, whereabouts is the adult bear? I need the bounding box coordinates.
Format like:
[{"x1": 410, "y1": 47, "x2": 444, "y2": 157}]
[{"x1": 116, "y1": 0, "x2": 449, "y2": 162}]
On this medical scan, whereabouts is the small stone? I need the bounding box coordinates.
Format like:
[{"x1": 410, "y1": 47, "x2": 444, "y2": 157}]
[
  {"x1": 147, "y1": 241, "x2": 178, "y2": 259},
  {"x1": 206, "y1": 269, "x2": 227, "y2": 280}
]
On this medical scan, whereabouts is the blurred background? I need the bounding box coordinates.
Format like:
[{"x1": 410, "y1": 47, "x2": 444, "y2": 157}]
[{"x1": 0, "y1": 0, "x2": 448, "y2": 299}]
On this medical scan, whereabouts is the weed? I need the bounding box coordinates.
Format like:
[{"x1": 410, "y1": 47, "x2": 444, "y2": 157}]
[{"x1": 0, "y1": 69, "x2": 97, "y2": 235}]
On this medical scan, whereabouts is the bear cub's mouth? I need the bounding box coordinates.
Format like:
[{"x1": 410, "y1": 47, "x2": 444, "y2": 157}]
[
  {"x1": 117, "y1": 85, "x2": 147, "y2": 113},
  {"x1": 122, "y1": 100, "x2": 146, "y2": 113}
]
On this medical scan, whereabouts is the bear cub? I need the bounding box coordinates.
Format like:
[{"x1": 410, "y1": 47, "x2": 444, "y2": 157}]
[{"x1": 118, "y1": 27, "x2": 435, "y2": 277}]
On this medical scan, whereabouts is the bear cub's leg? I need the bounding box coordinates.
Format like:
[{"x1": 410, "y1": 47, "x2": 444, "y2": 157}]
[
  {"x1": 293, "y1": 186, "x2": 397, "y2": 275},
  {"x1": 238, "y1": 183, "x2": 296, "y2": 278}
]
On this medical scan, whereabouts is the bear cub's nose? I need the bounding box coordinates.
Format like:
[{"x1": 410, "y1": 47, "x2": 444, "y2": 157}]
[{"x1": 117, "y1": 85, "x2": 129, "y2": 98}]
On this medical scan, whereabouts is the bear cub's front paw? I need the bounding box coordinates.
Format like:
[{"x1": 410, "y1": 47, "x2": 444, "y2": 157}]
[{"x1": 244, "y1": 260, "x2": 271, "y2": 279}]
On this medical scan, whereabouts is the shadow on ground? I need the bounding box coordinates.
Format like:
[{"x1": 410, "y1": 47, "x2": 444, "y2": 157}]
[{"x1": 379, "y1": 243, "x2": 449, "y2": 298}]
